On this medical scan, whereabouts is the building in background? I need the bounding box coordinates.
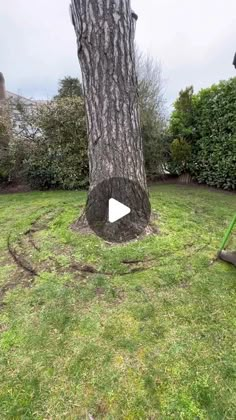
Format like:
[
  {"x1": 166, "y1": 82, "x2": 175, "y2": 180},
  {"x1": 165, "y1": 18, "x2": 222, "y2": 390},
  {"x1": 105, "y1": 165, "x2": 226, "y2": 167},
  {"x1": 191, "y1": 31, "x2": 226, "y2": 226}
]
[
  {"x1": 0, "y1": 72, "x2": 46, "y2": 106},
  {"x1": 0, "y1": 72, "x2": 47, "y2": 133}
]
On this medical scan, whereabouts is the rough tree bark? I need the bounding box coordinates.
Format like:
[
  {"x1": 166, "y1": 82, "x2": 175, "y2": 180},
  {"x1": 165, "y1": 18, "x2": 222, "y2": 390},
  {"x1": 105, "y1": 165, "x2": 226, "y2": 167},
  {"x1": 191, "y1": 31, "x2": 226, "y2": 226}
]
[{"x1": 70, "y1": 0, "x2": 147, "y2": 192}]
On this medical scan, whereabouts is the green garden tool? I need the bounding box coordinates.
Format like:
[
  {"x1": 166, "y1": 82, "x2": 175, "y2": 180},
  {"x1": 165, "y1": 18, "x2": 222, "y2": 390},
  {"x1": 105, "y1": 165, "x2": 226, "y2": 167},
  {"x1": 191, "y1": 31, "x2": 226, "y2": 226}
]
[{"x1": 218, "y1": 214, "x2": 236, "y2": 266}]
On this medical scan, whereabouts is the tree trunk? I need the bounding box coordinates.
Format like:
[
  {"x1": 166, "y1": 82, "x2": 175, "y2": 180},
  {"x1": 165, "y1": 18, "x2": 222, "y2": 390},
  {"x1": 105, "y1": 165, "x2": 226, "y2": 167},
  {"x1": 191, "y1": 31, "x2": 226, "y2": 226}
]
[{"x1": 70, "y1": 0, "x2": 147, "y2": 192}]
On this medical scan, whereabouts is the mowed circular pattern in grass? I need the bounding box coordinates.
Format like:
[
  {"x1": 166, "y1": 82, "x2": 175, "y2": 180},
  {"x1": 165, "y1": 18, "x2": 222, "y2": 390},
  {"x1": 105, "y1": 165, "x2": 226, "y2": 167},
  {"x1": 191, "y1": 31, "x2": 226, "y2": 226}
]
[{"x1": 0, "y1": 185, "x2": 235, "y2": 419}]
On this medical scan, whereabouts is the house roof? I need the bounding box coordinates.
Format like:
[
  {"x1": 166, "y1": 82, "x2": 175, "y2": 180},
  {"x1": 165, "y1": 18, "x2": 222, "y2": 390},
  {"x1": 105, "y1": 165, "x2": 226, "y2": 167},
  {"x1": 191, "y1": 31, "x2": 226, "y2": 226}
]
[{"x1": 6, "y1": 90, "x2": 47, "y2": 105}]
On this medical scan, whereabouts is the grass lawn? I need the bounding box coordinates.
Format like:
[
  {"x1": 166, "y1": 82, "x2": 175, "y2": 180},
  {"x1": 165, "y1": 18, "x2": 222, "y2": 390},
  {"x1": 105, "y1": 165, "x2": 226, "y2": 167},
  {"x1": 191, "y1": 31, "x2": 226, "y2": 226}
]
[{"x1": 0, "y1": 184, "x2": 235, "y2": 419}]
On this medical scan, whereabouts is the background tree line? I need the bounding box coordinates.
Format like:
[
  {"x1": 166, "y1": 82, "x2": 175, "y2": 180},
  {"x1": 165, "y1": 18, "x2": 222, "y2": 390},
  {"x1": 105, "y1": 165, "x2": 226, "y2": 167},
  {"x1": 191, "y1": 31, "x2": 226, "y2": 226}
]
[
  {"x1": 0, "y1": 52, "x2": 168, "y2": 190},
  {"x1": 0, "y1": 58, "x2": 235, "y2": 191}
]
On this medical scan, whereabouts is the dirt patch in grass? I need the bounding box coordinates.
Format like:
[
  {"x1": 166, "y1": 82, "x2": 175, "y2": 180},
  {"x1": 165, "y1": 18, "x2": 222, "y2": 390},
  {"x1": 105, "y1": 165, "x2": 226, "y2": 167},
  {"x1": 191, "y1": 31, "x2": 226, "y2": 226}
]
[
  {"x1": 7, "y1": 235, "x2": 38, "y2": 277},
  {"x1": 6, "y1": 210, "x2": 57, "y2": 278},
  {"x1": 67, "y1": 258, "x2": 154, "y2": 277},
  {"x1": 1, "y1": 210, "x2": 62, "y2": 303},
  {"x1": 0, "y1": 271, "x2": 33, "y2": 308}
]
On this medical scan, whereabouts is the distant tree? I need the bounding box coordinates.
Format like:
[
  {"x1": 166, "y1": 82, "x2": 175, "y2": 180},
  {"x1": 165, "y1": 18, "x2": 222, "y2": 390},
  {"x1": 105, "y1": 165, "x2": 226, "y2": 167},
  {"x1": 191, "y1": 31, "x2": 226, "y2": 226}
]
[
  {"x1": 136, "y1": 51, "x2": 168, "y2": 178},
  {"x1": 137, "y1": 51, "x2": 165, "y2": 117},
  {"x1": 169, "y1": 86, "x2": 196, "y2": 144},
  {"x1": 55, "y1": 76, "x2": 83, "y2": 99}
]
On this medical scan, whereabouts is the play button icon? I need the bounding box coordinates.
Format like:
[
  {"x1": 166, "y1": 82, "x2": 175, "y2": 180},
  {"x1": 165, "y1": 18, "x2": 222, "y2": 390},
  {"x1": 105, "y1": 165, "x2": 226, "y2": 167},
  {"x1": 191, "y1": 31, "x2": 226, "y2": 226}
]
[
  {"x1": 109, "y1": 198, "x2": 131, "y2": 223},
  {"x1": 85, "y1": 177, "x2": 151, "y2": 243}
]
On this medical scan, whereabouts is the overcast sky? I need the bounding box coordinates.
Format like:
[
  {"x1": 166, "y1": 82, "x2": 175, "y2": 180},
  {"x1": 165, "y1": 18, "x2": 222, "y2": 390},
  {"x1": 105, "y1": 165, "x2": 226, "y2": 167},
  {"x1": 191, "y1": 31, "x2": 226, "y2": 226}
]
[{"x1": 1, "y1": 0, "x2": 236, "y2": 109}]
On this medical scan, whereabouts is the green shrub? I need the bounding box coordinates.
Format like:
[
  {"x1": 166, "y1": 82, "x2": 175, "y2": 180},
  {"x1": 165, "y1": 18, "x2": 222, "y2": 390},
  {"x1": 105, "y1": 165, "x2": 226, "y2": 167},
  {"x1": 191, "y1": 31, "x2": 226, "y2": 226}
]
[
  {"x1": 191, "y1": 134, "x2": 236, "y2": 189},
  {"x1": 169, "y1": 86, "x2": 197, "y2": 145},
  {"x1": 169, "y1": 77, "x2": 236, "y2": 189},
  {"x1": 0, "y1": 111, "x2": 11, "y2": 182},
  {"x1": 192, "y1": 78, "x2": 236, "y2": 190},
  {"x1": 25, "y1": 97, "x2": 88, "y2": 190},
  {"x1": 170, "y1": 138, "x2": 192, "y2": 175}
]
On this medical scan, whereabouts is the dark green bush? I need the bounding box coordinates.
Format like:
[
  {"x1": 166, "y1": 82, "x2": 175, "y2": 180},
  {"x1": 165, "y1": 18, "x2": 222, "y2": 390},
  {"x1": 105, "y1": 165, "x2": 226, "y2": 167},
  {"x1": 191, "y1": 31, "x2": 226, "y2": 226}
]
[
  {"x1": 0, "y1": 111, "x2": 11, "y2": 182},
  {"x1": 25, "y1": 97, "x2": 88, "y2": 190},
  {"x1": 191, "y1": 134, "x2": 236, "y2": 189},
  {"x1": 169, "y1": 86, "x2": 197, "y2": 145},
  {"x1": 170, "y1": 138, "x2": 192, "y2": 175},
  {"x1": 169, "y1": 78, "x2": 236, "y2": 189},
  {"x1": 192, "y1": 78, "x2": 236, "y2": 190}
]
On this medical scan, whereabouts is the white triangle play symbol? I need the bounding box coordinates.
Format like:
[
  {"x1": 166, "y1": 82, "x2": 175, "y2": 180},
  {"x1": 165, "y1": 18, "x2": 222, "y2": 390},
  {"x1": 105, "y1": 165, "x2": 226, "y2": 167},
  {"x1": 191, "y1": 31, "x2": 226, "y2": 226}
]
[{"x1": 108, "y1": 198, "x2": 131, "y2": 223}]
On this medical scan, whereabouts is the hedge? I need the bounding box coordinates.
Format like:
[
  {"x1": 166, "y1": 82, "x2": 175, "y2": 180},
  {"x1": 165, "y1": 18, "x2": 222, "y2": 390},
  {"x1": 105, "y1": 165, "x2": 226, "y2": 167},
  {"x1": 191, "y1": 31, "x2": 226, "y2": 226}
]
[{"x1": 170, "y1": 78, "x2": 236, "y2": 190}]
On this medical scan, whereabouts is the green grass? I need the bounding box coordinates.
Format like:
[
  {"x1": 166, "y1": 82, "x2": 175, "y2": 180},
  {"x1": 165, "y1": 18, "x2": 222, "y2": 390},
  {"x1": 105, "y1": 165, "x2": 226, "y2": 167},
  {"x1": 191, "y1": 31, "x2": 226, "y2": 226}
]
[{"x1": 0, "y1": 185, "x2": 235, "y2": 419}]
